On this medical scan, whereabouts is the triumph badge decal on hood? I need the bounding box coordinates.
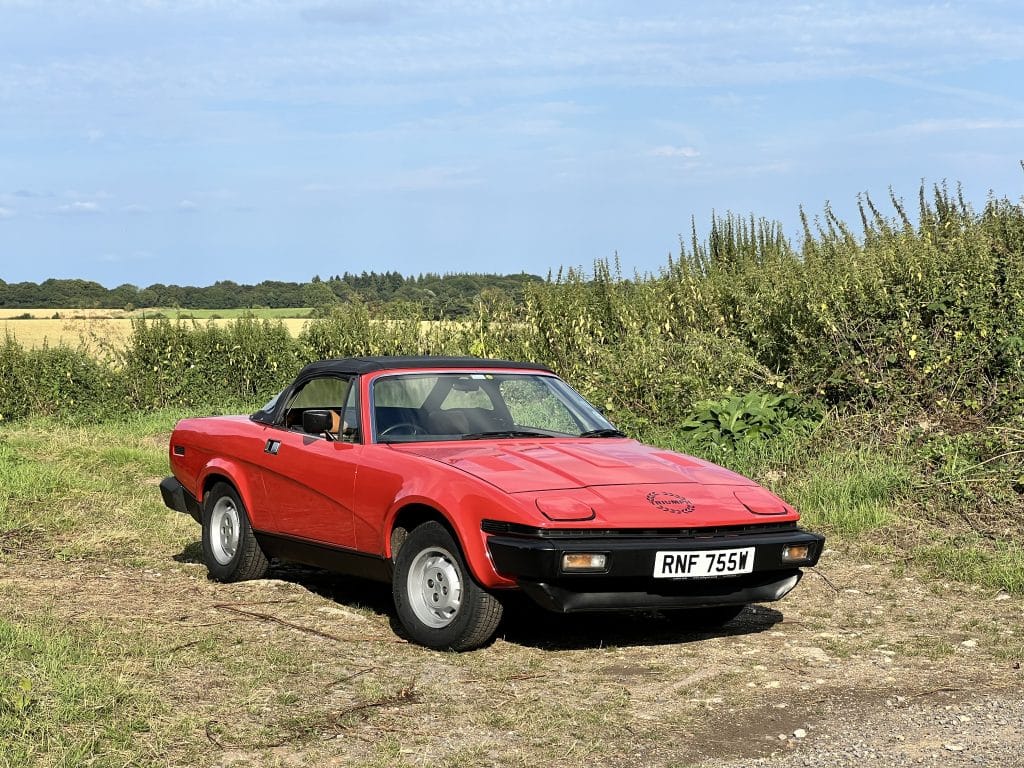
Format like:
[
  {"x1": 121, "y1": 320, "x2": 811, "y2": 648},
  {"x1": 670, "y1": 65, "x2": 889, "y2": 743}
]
[{"x1": 646, "y1": 491, "x2": 695, "y2": 514}]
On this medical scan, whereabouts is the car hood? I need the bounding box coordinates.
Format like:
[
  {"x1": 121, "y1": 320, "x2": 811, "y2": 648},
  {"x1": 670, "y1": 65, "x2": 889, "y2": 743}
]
[{"x1": 390, "y1": 438, "x2": 757, "y2": 494}]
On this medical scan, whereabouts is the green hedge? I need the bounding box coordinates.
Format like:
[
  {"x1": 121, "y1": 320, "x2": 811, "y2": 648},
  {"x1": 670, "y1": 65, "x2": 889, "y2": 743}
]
[{"x1": 1, "y1": 183, "x2": 1021, "y2": 429}]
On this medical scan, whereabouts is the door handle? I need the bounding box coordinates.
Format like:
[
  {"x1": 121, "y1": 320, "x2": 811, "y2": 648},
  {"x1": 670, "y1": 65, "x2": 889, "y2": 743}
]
[{"x1": 265, "y1": 439, "x2": 281, "y2": 455}]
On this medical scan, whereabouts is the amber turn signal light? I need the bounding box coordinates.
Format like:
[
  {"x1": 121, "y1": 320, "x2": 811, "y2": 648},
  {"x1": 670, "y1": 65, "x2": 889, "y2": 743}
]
[
  {"x1": 561, "y1": 553, "x2": 608, "y2": 572},
  {"x1": 781, "y1": 544, "x2": 812, "y2": 564}
]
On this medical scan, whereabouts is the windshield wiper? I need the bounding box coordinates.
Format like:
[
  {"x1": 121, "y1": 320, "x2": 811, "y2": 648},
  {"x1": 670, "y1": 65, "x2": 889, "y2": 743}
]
[
  {"x1": 578, "y1": 428, "x2": 627, "y2": 438},
  {"x1": 461, "y1": 430, "x2": 555, "y2": 440}
]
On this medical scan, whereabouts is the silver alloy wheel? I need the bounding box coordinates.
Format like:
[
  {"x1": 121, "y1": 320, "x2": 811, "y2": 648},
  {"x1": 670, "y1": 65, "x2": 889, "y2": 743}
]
[
  {"x1": 406, "y1": 546, "x2": 463, "y2": 628},
  {"x1": 209, "y1": 496, "x2": 240, "y2": 566}
]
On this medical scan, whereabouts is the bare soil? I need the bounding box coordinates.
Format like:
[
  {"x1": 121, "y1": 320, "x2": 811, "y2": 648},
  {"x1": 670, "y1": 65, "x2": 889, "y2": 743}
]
[{"x1": 4, "y1": 539, "x2": 1023, "y2": 767}]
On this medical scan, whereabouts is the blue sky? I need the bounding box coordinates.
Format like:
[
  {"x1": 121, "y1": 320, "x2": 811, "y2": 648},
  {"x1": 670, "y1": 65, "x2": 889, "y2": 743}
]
[{"x1": 1, "y1": 1, "x2": 1022, "y2": 287}]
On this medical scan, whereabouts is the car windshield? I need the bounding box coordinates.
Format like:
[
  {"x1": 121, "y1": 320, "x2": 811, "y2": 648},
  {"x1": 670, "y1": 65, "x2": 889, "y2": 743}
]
[{"x1": 372, "y1": 372, "x2": 619, "y2": 443}]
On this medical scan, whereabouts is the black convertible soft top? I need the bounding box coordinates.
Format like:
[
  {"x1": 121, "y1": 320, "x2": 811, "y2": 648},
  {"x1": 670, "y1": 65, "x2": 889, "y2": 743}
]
[{"x1": 296, "y1": 356, "x2": 553, "y2": 378}]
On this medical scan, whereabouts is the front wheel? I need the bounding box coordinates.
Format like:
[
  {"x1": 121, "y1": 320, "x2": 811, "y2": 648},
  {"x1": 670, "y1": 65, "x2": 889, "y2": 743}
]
[
  {"x1": 201, "y1": 482, "x2": 269, "y2": 583},
  {"x1": 392, "y1": 521, "x2": 503, "y2": 651}
]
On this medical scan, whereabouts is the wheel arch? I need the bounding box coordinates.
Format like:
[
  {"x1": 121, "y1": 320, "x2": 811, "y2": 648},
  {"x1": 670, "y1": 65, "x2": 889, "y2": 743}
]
[
  {"x1": 389, "y1": 502, "x2": 457, "y2": 560},
  {"x1": 390, "y1": 514, "x2": 505, "y2": 650},
  {"x1": 198, "y1": 468, "x2": 271, "y2": 583},
  {"x1": 197, "y1": 460, "x2": 260, "y2": 520},
  {"x1": 201, "y1": 471, "x2": 234, "y2": 499},
  {"x1": 386, "y1": 500, "x2": 508, "y2": 589}
]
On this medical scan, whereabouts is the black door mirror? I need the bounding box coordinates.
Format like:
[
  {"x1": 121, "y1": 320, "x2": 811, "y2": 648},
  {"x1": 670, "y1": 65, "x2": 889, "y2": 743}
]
[{"x1": 301, "y1": 410, "x2": 335, "y2": 436}]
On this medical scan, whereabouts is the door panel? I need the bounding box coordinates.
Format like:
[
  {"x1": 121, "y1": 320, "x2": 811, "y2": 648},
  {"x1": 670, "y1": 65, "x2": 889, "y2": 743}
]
[
  {"x1": 249, "y1": 374, "x2": 360, "y2": 548},
  {"x1": 256, "y1": 429, "x2": 360, "y2": 547}
]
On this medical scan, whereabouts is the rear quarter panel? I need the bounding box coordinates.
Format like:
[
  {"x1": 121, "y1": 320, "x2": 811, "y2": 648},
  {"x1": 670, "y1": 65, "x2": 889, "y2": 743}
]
[{"x1": 169, "y1": 416, "x2": 277, "y2": 531}]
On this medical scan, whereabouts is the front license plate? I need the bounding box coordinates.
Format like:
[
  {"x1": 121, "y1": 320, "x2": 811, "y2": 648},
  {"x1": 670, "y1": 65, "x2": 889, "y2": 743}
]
[{"x1": 653, "y1": 547, "x2": 756, "y2": 579}]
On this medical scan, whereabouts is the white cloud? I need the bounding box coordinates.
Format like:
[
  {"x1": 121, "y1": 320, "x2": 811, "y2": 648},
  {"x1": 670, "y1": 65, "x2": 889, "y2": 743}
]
[
  {"x1": 0, "y1": 3, "x2": 1010, "y2": 109},
  {"x1": 650, "y1": 145, "x2": 700, "y2": 159},
  {"x1": 62, "y1": 189, "x2": 112, "y2": 200},
  {"x1": 55, "y1": 200, "x2": 101, "y2": 214},
  {"x1": 177, "y1": 199, "x2": 199, "y2": 212},
  {"x1": 703, "y1": 161, "x2": 791, "y2": 179},
  {"x1": 875, "y1": 74, "x2": 1024, "y2": 112},
  {"x1": 0, "y1": 1, "x2": 1021, "y2": 131},
  {"x1": 0, "y1": 206, "x2": 14, "y2": 219}
]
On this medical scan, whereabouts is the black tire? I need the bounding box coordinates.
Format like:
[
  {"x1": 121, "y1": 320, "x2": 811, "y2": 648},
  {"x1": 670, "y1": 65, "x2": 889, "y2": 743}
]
[
  {"x1": 201, "y1": 482, "x2": 270, "y2": 583},
  {"x1": 665, "y1": 604, "x2": 746, "y2": 629},
  {"x1": 392, "y1": 521, "x2": 503, "y2": 651}
]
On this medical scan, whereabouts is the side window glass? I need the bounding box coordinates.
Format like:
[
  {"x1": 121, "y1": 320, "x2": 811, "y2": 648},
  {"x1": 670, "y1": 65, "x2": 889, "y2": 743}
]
[
  {"x1": 281, "y1": 376, "x2": 351, "y2": 437},
  {"x1": 340, "y1": 380, "x2": 360, "y2": 441}
]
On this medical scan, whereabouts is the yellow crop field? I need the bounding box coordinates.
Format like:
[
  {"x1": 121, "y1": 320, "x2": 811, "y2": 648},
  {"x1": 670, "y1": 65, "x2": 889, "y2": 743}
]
[
  {"x1": 0, "y1": 308, "x2": 134, "y2": 320},
  {"x1": 1, "y1": 312, "x2": 311, "y2": 351},
  {"x1": 1, "y1": 318, "x2": 133, "y2": 350}
]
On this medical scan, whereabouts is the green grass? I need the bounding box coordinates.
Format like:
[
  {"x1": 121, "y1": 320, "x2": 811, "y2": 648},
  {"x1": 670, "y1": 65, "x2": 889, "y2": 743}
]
[
  {"x1": 782, "y1": 447, "x2": 908, "y2": 534},
  {"x1": 0, "y1": 413, "x2": 193, "y2": 564},
  {"x1": 641, "y1": 423, "x2": 910, "y2": 536},
  {"x1": 913, "y1": 538, "x2": 1024, "y2": 594},
  {"x1": 0, "y1": 614, "x2": 161, "y2": 768}
]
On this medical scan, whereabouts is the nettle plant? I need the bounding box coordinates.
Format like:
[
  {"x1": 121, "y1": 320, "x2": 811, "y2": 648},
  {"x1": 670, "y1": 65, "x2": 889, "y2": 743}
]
[{"x1": 680, "y1": 391, "x2": 822, "y2": 451}]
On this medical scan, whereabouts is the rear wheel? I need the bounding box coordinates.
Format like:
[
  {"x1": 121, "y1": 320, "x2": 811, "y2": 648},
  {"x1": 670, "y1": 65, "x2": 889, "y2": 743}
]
[
  {"x1": 392, "y1": 521, "x2": 503, "y2": 651},
  {"x1": 201, "y1": 482, "x2": 269, "y2": 582}
]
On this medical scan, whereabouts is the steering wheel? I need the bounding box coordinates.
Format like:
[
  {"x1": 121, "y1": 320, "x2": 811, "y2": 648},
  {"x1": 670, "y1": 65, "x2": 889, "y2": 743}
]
[{"x1": 378, "y1": 421, "x2": 429, "y2": 438}]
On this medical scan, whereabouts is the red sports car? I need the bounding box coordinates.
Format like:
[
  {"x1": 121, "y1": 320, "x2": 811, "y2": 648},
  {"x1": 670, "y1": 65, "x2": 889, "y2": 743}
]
[{"x1": 161, "y1": 356, "x2": 824, "y2": 650}]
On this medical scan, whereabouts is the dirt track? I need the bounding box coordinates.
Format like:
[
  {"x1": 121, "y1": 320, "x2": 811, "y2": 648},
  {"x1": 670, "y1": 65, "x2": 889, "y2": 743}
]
[{"x1": 5, "y1": 540, "x2": 1023, "y2": 767}]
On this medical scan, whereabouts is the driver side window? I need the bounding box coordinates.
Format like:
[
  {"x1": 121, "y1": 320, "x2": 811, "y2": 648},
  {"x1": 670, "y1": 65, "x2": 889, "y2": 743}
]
[{"x1": 282, "y1": 375, "x2": 358, "y2": 441}]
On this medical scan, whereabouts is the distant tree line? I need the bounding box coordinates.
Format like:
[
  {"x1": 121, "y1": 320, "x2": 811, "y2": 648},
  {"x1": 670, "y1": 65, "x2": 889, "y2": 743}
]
[{"x1": 0, "y1": 271, "x2": 544, "y2": 318}]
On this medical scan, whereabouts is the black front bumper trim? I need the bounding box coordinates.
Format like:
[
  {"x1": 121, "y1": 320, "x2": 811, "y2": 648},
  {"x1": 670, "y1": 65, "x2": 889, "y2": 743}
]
[
  {"x1": 519, "y1": 571, "x2": 803, "y2": 613},
  {"x1": 485, "y1": 527, "x2": 824, "y2": 613}
]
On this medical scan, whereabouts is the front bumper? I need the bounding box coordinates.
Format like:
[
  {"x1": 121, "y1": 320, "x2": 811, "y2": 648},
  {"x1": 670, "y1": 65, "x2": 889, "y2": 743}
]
[
  {"x1": 484, "y1": 521, "x2": 824, "y2": 613},
  {"x1": 160, "y1": 476, "x2": 202, "y2": 523}
]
